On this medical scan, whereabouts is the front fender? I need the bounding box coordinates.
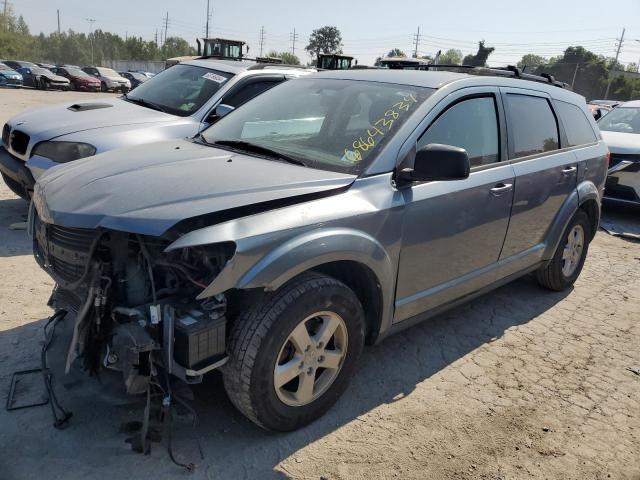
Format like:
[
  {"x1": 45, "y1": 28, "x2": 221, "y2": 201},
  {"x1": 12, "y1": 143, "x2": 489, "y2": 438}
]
[{"x1": 196, "y1": 227, "x2": 394, "y2": 301}]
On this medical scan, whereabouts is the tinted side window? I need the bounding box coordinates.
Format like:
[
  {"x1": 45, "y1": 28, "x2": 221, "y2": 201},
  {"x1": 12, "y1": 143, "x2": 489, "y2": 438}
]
[
  {"x1": 223, "y1": 80, "x2": 283, "y2": 108},
  {"x1": 418, "y1": 96, "x2": 499, "y2": 168},
  {"x1": 556, "y1": 101, "x2": 597, "y2": 146},
  {"x1": 505, "y1": 94, "x2": 559, "y2": 158}
]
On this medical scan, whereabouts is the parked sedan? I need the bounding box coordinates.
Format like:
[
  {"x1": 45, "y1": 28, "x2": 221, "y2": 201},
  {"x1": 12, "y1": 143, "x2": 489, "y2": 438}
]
[
  {"x1": 2, "y1": 60, "x2": 37, "y2": 71},
  {"x1": 0, "y1": 63, "x2": 22, "y2": 88},
  {"x1": 598, "y1": 100, "x2": 640, "y2": 206},
  {"x1": 51, "y1": 66, "x2": 101, "y2": 91},
  {"x1": 118, "y1": 71, "x2": 148, "y2": 89},
  {"x1": 18, "y1": 67, "x2": 70, "y2": 90},
  {"x1": 82, "y1": 66, "x2": 130, "y2": 92}
]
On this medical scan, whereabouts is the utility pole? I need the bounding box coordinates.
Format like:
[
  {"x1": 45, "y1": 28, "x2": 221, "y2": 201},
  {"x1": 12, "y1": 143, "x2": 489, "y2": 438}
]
[
  {"x1": 413, "y1": 26, "x2": 421, "y2": 58},
  {"x1": 163, "y1": 12, "x2": 169, "y2": 46},
  {"x1": 155, "y1": 29, "x2": 158, "y2": 47},
  {"x1": 259, "y1": 26, "x2": 265, "y2": 56},
  {"x1": 290, "y1": 28, "x2": 299, "y2": 55},
  {"x1": 604, "y1": 27, "x2": 625, "y2": 100},
  {"x1": 86, "y1": 18, "x2": 96, "y2": 65},
  {"x1": 57, "y1": 9, "x2": 60, "y2": 34},
  {"x1": 3, "y1": 0, "x2": 7, "y2": 18},
  {"x1": 571, "y1": 62, "x2": 580, "y2": 89},
  {"x1": 205, "y1": 0, "x2": 210, "y2": 38}
]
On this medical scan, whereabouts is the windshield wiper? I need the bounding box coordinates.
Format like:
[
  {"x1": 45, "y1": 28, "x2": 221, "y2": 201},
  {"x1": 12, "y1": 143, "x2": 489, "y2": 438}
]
[
  {"x1": 212, "y1": 140, "x2": 307, "y2": 167},
  {"x1": 123, "y1": 94, "x2": 167, "y2": 113}
]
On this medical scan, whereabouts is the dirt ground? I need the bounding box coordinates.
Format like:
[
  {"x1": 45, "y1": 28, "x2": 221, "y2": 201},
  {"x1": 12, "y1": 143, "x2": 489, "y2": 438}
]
[{"x1": 0, "y1": 88, "x2": 638, "y2": 480}]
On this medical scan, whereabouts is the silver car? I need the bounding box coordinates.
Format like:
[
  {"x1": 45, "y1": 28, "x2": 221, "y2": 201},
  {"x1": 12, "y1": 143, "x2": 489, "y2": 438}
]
[
  {"x1": 81, "y1": 66, "x2": 131, "y2": 93},
  {"x1": 31, "y1": 69, "x2": 607, "y2": 432},
  {"x1": 598, "y1": 100, "x2": 640, "y2": 206},
  {"x1": 0, "y1": 59, "x2": 314, "y2": 198}
]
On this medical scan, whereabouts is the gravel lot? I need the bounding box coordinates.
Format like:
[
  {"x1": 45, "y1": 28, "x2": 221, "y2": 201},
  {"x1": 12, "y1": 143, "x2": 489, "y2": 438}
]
[{"x1": 0, "y1": 88, "x2": 639, "y2": 480}]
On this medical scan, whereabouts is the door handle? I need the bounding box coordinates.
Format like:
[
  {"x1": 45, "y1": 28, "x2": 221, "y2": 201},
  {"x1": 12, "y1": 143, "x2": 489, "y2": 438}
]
[
  {"x1": 490, "y1": 183, "x2": 513, "y2": 196},
  {"x1": 562, "y1": 166, "x2": 577, "y2": 175}
]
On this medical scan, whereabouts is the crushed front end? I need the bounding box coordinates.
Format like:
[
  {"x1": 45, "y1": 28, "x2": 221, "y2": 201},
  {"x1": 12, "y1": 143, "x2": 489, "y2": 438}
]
[{"x1": 31, "y1": 209, "x2": 235, "y2": 397}]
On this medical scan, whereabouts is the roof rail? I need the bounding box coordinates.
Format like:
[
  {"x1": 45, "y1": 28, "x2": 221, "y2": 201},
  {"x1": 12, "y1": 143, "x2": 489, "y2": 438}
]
[
  {"x1": 418, "y1": 64, "x2": 570, "y2": 89},
  {"x1": 246, "y1": 63, "x2": 313, "y2": 71}
]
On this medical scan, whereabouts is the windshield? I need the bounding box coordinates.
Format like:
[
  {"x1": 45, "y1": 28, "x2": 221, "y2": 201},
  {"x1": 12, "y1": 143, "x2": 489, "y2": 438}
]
[
  {"x1": 97, "y1": 67, "x2": 119, "y2": 77},
  {"x1": 31, "y1": 67, "x2": 51, "y2": 75},
  {"x1": 125, "y1": 64, "x2": 233, "y2": 117},
  {"x1": 201, "y1": 78, "x2": 434, "y2": 174},
  {"x1": 598, "y1": 107, "x2": 640, "y2": 134},
  {"x1": 0, "y1": 64, "x2": 11, "y2": 71}
]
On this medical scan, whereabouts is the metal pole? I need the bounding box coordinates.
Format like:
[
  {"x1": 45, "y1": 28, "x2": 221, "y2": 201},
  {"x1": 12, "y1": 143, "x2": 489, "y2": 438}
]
[
  {"x1": 413, "y1": 26, "x2": 420, "y2": 58},
  {"x1": 164, "y1": 12, "x2": 169, "y2": 46},
  {"x1": 57, "y1": 9, "x2": 60, "y2": 34},
  {"x1": 604, "y1": 27, "x2": 625, "y2": 100},
  {"x1": 571, "y1": 62, "x2": 579, "y2": 89},
  {"x1": 259, "y1": 26, "x2": 265, "y2": 56},
  {"x1": 86, "y1": 18, "x2": 95, "y2": 65},
  {"x1": 205, "y1": 0, "x2": 210, "y2": 38}
]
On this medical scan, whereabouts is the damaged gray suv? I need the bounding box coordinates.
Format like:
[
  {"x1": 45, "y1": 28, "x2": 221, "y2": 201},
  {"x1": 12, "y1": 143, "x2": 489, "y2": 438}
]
[{"x1": 31, "y1": 68, "x2": 608, "y2": 431}]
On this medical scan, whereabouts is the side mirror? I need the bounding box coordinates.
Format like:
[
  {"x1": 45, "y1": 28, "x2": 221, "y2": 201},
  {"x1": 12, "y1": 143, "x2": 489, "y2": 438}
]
[
  {"x1": 207, "y1": 103, "x2": 235, "y2": 123},
  {"x1": 399, "y1": 144, "x2": 470, "y2": 183}
]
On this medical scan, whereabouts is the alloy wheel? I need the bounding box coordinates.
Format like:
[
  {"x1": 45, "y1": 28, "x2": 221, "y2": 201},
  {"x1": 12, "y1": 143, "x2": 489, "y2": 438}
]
[
  {"x1": 562, "y1": 224, "x2": 585, "y2": 277},
  {"x1": 274, "y1": 311, "x2": 348, "y2": 407}
]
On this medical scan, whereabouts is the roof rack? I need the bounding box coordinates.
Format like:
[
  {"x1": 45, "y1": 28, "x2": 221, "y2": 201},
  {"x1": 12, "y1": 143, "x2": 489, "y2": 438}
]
[
  {"x1": 417, "y1": 64, "x2": 570, "y2": 89},
  {"x1": 246, "y1": 63, "x2": 313, "y2": 71}
]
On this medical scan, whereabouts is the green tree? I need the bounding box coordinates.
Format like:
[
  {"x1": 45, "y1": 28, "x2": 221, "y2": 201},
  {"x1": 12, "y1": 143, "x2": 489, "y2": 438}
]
[
  {"x1": 387, "y1": 48, "x2": 406, "y2": 58},
  {"x1": 462, "y1": 41, "x2": 495, "y2": 66},
  {"x1": 532, "y1": 46, "x2": 608, "y2": 100},
  {"x1": 517, "y1": 54, "x2": 548, "y2": 71},
  {"x1": 439, "y1": 48, "x2": 463, "y2": 65},
  {"x1": 267, "y1": 50, "x2": 301, "y2": 65},
  {"x1": 305, "y1": 26, "x2": 342, "y2": 59},
  {"x1": 626, "y1": 62, "x2": 638, "y2": 73},
  {"x1": 161, "y1": 37, "x2": 196, "y2": 59}
]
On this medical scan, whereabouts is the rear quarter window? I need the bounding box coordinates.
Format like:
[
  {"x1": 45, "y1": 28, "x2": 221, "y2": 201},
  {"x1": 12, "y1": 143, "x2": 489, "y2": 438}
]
[
  {"x1": 556, "y1": 101, "x2": 597, "y2": 146},
  {"x1": 505, "y1": 94, "x2": 559, "y2": 159}
]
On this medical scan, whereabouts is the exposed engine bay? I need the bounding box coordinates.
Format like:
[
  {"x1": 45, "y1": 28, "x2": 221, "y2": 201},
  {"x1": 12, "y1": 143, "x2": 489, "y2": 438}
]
[{"x1": 32, "y1": 212, "x2": 235, "y2": 396}]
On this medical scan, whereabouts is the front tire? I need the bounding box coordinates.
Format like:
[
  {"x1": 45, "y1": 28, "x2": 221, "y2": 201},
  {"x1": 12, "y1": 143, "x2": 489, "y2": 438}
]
[
  {"x1": 222, "y1": 272, "x2": 365, "y2": 431},
  {"x1": 536, "y1": 209, "x2": 591, "y2": 291},
  {"x1": 100, "y1": 82, "x2": 107, "y2": 92}
]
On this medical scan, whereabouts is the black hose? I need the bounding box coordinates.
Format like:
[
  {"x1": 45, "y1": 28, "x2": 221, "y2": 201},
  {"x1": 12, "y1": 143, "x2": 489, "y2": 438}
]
[{"x1": 41, "y1": 310, "x2": 73, "y2": 429}]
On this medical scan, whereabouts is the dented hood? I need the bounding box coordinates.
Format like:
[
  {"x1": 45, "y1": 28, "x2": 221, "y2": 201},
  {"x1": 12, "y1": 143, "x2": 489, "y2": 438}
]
[{"x1": 33, "y1": 139, "x2": 356, "y2": 236}]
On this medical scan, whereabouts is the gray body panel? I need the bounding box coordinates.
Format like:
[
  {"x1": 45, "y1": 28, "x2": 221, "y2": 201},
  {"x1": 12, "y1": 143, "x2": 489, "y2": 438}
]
[{"x1": 33, "y1": 71, "x2": 609, "y2": 342}]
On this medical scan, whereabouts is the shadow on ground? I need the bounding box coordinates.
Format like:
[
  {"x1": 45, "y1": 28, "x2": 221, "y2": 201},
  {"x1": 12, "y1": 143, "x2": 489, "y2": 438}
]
[
  {"x1": 0, "y1": 197, "x2": 30, "y2": 257},
  {"x1": 0, "y1": 272, "x2": 571, "y2": 479}
]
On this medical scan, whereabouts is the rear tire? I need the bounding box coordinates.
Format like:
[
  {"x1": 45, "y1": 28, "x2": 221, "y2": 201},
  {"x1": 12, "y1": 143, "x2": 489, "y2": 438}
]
[
  {"x1": 222, "y1": 272, "x2": 365, "y2": 431},
  {"x1": 536, "y1": 209, "x2": 591, "y2": 291}
]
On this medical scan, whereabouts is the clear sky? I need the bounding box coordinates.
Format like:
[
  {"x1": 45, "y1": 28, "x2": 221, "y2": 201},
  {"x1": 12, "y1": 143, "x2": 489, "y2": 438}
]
[{"x1": 7, "y1": 0, "x2": 640, "y2": 68}]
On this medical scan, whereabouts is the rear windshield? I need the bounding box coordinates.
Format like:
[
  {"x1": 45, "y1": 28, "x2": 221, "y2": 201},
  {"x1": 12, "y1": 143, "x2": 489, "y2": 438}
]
[
  {"x1": 598, "y1": 107, "x2": 640, "y2": 134},
  {"x1": 124, "y1": 64, "x2": 233, "y2": 117},
  {"x1": 201, "y1": 78, "x2": 434, "y2": 174}
]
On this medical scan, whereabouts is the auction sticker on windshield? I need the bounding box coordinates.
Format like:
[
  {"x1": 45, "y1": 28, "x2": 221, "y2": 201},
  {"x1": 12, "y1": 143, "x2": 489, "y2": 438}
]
[
  {"x1": 203, "y1": 72, "x2": 228, "y2": 83},
  {"x1": 343, "y1": 93, "x2": 419, "y2": 164}
]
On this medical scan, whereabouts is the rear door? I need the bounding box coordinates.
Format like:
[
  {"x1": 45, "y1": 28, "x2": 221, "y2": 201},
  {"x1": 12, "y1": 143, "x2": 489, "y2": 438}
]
[
  {"x1": 394, "y1": 88, "x2": 516, "y2": 322},
  {"x1": 499, "y1": 88, "x2": 578, "y2": 260}
]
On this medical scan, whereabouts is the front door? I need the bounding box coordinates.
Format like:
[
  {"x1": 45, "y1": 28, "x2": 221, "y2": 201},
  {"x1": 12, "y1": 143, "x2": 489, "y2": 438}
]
[{"x1": 394, "y1": 89, "x2": 515, "y2": 322}]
